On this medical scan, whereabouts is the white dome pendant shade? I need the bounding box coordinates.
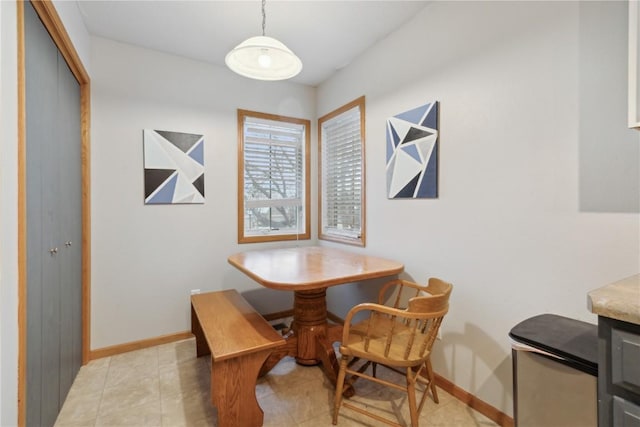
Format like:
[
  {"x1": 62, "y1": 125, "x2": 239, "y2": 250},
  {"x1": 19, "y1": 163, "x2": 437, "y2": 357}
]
[
  {"x1": 225, "y1": 35, "x2": 302, "y2": 81},
  {"x1": 225, "y1": 0, "x2": 302, "y2": 81}
]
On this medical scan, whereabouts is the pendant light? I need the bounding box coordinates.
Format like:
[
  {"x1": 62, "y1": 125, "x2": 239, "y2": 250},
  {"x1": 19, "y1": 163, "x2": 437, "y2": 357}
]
[{"x1": 225, "y1": 0, "x2": 302, "y2": 81}]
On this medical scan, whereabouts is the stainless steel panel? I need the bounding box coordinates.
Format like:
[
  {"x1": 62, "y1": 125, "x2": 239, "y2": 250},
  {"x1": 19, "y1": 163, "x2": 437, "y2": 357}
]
[{"x1": 514, "y1": 350, "x2": 596, "y2": 427}]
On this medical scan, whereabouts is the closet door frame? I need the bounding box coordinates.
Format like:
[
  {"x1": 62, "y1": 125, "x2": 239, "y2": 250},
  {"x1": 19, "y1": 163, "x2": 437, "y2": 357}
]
[{"x1": 16, "y1": 1, "x2": 91, "y2": 426}]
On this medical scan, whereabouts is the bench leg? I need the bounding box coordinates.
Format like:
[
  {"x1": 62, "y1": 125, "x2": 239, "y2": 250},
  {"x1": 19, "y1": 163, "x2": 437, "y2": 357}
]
[
  {"x1": 211, "y1": 350, "x2": 272, "y2": 427},
  {"x1": 191, "y1": 304, "x2": 210, "y2": 357}
]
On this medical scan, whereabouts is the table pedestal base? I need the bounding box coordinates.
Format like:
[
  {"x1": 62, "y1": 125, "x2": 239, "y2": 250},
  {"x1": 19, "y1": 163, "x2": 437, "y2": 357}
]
[
  {"x1": 293, "y1": 289, "x2": 329, "y2": 365},
  {"x1": 260, "y1": 289, "x2": 344, "y2": 388}
]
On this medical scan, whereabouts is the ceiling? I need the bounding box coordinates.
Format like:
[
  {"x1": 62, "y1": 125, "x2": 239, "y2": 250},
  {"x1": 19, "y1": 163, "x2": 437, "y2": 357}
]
[{"x1": 76, "y1": 1, "x2": 429, "y2": 87}]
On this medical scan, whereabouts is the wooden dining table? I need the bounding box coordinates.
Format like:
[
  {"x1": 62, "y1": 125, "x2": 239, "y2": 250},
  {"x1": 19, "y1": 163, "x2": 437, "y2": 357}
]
[{"x1": 227, "y1": 245, "x2": 404, "y2": 387}]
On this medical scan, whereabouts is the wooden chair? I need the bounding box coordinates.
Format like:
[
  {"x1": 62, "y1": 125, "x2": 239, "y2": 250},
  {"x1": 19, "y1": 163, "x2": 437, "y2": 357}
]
[{"x1": 332, "y1": 278, "x2": 453, "y2": 427}]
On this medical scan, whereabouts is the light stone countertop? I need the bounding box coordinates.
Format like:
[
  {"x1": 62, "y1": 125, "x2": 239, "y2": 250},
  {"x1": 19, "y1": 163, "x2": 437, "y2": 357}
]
[{"x1": 588, "y1": 274, "x2": 640, "y2": 325}]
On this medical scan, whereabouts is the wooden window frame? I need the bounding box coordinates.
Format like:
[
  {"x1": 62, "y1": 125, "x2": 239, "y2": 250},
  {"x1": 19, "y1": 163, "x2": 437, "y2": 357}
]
[
  {"x1": 318, "y1": 96, "x2": 366, "y2": 247},
  {"x1": 237, "y1": 109, "x2": 311, "y2": 243}
]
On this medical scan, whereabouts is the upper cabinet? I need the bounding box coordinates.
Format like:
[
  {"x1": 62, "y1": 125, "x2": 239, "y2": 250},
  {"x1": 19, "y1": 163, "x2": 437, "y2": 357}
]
[{"x1": 629, "y1": 0, "x2": 640, "y2": 128}]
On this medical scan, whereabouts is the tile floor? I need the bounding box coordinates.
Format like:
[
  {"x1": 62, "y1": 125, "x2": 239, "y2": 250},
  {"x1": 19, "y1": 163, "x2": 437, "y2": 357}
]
[{"x1": 54, "y1": 338, "x2": 498, "y2": 427}]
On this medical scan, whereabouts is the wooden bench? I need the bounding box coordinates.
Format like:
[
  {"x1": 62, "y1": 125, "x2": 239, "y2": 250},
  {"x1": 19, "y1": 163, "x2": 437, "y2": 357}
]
[{"x1": 191, "y1": 290, "x2": 286, "y2": 427}]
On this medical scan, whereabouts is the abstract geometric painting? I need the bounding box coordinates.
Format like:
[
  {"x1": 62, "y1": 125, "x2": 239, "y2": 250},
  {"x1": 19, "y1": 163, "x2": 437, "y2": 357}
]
[
  {"x1": 386, "y1": 102, "x2": 438, "y2": 199},
  {"x1": 143, "y1": 129, "x2": 205, "y2": 204}
]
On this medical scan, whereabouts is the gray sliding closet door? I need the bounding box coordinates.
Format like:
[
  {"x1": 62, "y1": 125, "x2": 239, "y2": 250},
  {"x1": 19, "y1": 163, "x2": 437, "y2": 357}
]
[
  {"x1": 24, "y1": 2, "x2": 83, "y2": 426},
  {"x1": 57, "y1": 50, "x2": 83, "y2": 406}
]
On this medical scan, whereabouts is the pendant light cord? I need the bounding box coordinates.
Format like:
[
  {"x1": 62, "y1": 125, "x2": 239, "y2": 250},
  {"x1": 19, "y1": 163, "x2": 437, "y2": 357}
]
[{"x1": 261, "y1": 0, "x2": 266, "y2": 36}]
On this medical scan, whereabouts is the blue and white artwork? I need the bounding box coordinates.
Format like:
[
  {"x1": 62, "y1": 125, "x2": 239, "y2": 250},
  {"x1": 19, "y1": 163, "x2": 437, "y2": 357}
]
[
  {"x1": 143, "y1": 129, "x2": 205, "y2": 204},
  {"x1": 386, "y1": 102, "x2": 438, "y2": 199}
]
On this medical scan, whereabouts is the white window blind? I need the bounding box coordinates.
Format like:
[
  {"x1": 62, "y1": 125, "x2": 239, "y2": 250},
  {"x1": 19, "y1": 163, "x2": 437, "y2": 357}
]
[
  {"x1": 321, "y1": 103, "x2": 363, "y2": 242},
  {"x1": 243, "y1": 115, "x2": 305, "y2": 237}
]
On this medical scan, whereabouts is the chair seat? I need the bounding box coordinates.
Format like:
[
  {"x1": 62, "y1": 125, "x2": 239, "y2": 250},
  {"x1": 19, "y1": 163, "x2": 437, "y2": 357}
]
[{"x1": 345, "y1": 316, "x2": 430, "y2": 367}]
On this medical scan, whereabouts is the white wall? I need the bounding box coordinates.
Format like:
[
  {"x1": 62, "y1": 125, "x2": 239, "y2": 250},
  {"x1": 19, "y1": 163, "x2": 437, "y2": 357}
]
[
  {"x1": 1, "y1": 1, "x2": 20, "y2": 423},
  {"x1": 90, "y1": 37, "x2": 316, "y2": 349},
  {"x1": 319, "y1": 1, "x2": 640, "y2": 416}
]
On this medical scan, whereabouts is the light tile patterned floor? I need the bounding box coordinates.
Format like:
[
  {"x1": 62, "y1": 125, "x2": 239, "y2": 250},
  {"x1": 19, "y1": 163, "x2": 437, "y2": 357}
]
[{"x1": 55, "y1": 338, "x2": 498, "y2": 427}]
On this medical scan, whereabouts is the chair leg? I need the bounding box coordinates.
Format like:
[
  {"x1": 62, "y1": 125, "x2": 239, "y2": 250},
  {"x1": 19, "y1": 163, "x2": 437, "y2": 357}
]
[
  {"x1": 333, "y1": 355, "x2": 349, "y2": 425},
  {"x1": 406, "y1": 368, "x2": 419, "y2": 427},
  {"x1": 426, "y1": 358, "x2": 439, "y2": 404}
]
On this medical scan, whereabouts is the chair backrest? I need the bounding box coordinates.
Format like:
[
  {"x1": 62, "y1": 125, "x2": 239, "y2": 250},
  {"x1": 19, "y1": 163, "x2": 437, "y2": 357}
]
[
  {"x1": 424, "y1": 277, "x2": 453, "y2": 299},
  {"x1": 362, "y1": 278, "x2": 452, "y2": 363},
  {"x1": 408, "y1": 278, "x2": 452, "y2": 313},
  {"x1": 378, "y1": 278, "x2": 452, "y2": 312}
]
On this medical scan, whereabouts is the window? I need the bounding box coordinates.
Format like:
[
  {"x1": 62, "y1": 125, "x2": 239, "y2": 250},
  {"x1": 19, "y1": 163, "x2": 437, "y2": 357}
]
[
  {"x1": 238, "y1": 110, "x2": 310, "y2": 243},
  {"x1": 318, "y1": 96, "x2": 366, "y2": 246}
]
